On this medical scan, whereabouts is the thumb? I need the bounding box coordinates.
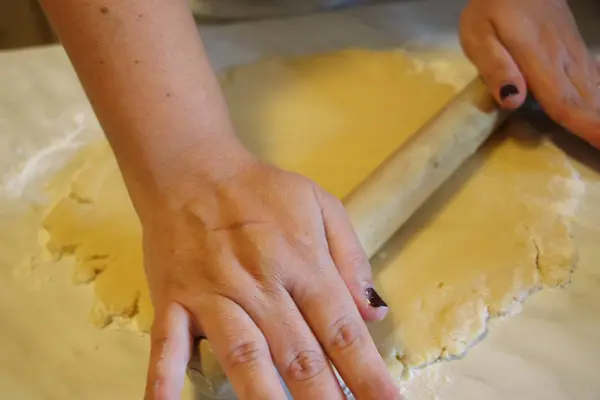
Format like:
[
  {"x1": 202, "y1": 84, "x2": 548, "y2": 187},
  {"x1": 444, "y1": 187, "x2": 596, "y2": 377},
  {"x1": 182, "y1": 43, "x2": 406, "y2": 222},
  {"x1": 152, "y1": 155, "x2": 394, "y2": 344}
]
[
  {"x1": 459, "y1": 16, "x2": 527, "y2": 109},
  {"x1": 145, "y1": 302, "x2": 193, "y2": 400},
  {"x1": 317, "y1": 188, "x2": 389, "y2": 322}
]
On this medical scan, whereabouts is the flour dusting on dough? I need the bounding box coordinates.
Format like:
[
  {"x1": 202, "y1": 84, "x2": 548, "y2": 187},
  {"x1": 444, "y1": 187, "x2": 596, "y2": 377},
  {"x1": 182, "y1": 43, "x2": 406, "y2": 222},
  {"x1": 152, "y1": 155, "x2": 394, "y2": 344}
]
[{"x1": 3, "y1": 113, "x2": 86, "y2": 200}]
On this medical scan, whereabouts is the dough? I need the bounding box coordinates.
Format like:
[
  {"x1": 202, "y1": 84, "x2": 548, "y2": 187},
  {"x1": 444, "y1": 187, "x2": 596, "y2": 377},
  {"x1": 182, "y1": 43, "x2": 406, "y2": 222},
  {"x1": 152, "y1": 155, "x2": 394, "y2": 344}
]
[
  {"x1": 219, "y1": 49, "x2": 459, "y2": 198},
  {"x1": 41, "y1": 49, "x2": 583, "y2": 378},
  {"x1": 370, "y1": 127, "x2": 583, "y2": 375},
  {"x1": 43, "y1": 145, "x2": 154, "y2": 330}
]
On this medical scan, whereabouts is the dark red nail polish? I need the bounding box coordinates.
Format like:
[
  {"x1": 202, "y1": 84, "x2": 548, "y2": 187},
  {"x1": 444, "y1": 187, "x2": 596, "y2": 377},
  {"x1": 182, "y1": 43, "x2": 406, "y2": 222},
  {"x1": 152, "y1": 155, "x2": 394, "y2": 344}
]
[
  {"x1": 365, "y1": 287, "x2": 388, "y2": 308},
  {"x1": 500, "y1": 84, "x2": 519, "y2": 100}
]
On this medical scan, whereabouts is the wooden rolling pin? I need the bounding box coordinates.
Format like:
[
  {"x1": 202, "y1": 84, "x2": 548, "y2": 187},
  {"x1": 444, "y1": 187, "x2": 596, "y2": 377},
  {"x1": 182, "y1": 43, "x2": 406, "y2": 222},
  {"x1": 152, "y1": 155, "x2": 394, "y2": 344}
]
[
  {"x1": 345, "y1": 75, "x2": 507, "y2": 258},
  {"x1": 188, "y1": 76, "x2": 507, "y2": 399}
]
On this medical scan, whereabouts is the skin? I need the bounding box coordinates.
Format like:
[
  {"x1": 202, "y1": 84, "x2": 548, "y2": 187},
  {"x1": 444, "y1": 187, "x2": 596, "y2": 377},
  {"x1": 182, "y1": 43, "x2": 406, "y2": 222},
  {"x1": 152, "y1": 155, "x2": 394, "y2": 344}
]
[
  {"x1": 460, "y1": 0, "x2": 600, "y2": 145},
  {"x1": 39, "y1": 0, "x2": 599, "y2": 399}
]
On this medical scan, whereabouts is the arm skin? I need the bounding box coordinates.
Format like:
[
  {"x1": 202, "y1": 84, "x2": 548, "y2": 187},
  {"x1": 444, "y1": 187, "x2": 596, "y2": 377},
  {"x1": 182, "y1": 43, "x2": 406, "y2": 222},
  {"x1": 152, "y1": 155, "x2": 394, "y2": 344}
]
[{"x1": 39, "y1": 0, "x2": 254, "y2": 212}]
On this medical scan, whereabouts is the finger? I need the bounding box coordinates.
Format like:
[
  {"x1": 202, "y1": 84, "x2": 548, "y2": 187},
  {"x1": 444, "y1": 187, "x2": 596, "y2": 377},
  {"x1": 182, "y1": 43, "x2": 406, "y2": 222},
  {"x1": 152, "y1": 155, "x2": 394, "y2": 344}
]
[
  {"x1": 563, "y1": 56, "x2": 600, "y2": 143},
  {"x1": 291, "y1": 262, "x2": 400, "y2": 399},
  {"x1": 524, "y1": 53, "x2": 600, "y2": 143},
  {"x1": 145, "y1": 303, "x2": 193, "y2": 400},
  {"x1": 459, "y1": 16, "x2": 527, "y2": 109},
  {"x1": 564, "y1": 49, "x2": 600, "y2": 107},
  {"x1": 495, "y1": 24, "x2": 600, "y2": 144},
  {"x1": 240, "y1": 286, "x2": 345, "y2": 399},
  {"x1": 194, "y1": 295, "x2": 287, "y2": 400},
  {"x1": 318, "y1": 189, "x2": 388, "y2": 322}
]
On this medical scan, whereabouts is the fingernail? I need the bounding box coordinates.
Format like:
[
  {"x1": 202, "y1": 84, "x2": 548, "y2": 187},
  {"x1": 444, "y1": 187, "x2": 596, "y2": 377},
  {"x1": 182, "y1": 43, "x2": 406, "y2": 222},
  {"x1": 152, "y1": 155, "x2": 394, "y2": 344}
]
[
  {"x1": 365, "y1": 287, "x2": 388, "y2": 308},
  {"x1": 500, "y1": 84, "x2": 519, "y2": 100}
]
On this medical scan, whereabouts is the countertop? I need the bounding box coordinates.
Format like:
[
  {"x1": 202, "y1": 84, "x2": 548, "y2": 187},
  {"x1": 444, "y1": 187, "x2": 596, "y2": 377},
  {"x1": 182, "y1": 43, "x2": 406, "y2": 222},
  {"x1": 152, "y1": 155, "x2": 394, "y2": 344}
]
[{"x1": 1, "y1": 0, "x2": 600, "y2": 399}]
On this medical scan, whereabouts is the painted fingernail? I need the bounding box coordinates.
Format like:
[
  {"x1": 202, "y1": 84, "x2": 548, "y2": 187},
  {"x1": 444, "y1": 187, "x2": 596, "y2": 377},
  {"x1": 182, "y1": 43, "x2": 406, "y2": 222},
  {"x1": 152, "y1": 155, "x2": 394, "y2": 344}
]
[
  {"x1": 365, "y1": 287, "x2": 388, "y2": 308},
  {"x1": 500, "y1": 84, "x2": 519, "y2": 100}
]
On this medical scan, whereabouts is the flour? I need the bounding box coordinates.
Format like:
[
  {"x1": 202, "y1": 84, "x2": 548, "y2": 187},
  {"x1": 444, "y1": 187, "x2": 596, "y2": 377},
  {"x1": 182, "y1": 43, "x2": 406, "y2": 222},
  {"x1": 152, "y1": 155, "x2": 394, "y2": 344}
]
[
  {"x1": 399, "y1": 363, "x2": 454, "y2": 400},
  {"x1": 549, "y1": 174, "x2": 586, "y2": 215},
  {"x1": 555, "y1": 160, "x2": 586, "y2": 215},
  {"x1": 1, "y1": 112, "x2": 86, "y2": 202},
  {"x1": 408, "y1": 51, "x2": 477, "y2": 90}
]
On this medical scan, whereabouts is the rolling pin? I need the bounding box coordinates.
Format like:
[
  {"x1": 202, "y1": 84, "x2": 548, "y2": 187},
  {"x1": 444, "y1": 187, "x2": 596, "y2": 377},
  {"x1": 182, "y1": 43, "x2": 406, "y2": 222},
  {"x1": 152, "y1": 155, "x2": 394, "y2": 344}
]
[
  {"x1": 188, "y1": 76, "x2": 508, "y2": 399},
  {"x1": 346, "y1": 75, "x2": 507, "y2": 258}
]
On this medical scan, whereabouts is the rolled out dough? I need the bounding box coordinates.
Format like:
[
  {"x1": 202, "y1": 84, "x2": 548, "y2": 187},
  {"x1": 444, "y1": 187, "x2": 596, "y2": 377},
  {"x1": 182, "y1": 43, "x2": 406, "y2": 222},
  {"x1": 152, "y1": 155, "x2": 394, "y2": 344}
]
[
  {"x1": 41, "y1": 49, "x2": 584, "y2": 378},
  {"x1": 370, "y1": 127, "x2": 584, "y2": 375}
]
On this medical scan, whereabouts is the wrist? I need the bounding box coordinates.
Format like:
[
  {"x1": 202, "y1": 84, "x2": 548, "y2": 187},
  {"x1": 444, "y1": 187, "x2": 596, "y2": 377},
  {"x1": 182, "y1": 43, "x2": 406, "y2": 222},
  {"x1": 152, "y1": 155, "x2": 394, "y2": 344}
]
[{"x1": 116, "y1": 131, "x2": 258, "y2": 214}]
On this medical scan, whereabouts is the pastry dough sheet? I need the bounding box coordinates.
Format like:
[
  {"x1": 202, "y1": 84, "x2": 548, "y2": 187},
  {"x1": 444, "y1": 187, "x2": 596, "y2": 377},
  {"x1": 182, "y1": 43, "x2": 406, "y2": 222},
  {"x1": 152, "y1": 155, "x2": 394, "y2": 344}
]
[{"x1": 41, "y1": 49, "x2": 583, "y2": 379}]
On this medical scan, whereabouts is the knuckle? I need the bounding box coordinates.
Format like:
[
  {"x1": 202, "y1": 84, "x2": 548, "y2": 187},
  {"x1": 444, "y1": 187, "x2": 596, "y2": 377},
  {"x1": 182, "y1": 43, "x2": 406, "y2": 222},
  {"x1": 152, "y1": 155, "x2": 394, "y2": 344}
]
[
  {"x1": 285, "y1": 350, "x2": 328, "y2": 382},
  {"x1": 328, "y1": 316, "x2": 363, "y2": 352},
  {"x1": 225, "y1": 340, "x2": 267, "y2": 370}
]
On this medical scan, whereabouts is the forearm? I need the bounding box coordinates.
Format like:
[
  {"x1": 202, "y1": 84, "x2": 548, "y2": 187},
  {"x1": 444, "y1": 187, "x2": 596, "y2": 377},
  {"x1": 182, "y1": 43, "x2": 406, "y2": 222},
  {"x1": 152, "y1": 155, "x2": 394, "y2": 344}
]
[{"x1": 40, "y1": 0, "x2": 252, "y2": 203}]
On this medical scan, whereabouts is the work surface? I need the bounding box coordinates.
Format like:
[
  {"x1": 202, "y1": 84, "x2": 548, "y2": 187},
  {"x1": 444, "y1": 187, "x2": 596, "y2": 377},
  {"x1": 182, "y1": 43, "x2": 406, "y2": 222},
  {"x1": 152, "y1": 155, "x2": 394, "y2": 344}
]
[{"x1": 1, "y1": 1, "x2": 600, "y2": 399}]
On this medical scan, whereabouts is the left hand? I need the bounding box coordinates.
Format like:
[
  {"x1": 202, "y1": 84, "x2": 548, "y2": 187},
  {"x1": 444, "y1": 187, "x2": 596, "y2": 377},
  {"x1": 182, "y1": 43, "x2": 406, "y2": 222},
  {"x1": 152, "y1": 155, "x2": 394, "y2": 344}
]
[{"x1": 460, "y1": 0, "x2": 600, "y2": 147}]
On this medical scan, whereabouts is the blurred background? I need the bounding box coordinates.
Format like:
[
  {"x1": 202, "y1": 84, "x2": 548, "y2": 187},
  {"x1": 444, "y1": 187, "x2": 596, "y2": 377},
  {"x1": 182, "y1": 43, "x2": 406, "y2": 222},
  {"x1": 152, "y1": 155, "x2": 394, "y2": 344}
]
[
  {"x1": 1, "y1": 0, "x2": 599, "y2": 50},
  {"x1": 0, "y1": 0, "x2": 385, "y2": 49},
  {"x1": 0, "y1": 0, "x2": 56, "y2": 49}
]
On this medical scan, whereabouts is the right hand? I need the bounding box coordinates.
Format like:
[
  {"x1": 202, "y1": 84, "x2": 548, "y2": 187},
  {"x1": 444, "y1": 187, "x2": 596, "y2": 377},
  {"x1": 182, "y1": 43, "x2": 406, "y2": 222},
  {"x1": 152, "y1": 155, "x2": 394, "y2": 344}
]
[
  {"x1": 459, "y1": 0, "x2": 600, "y2": 146},
  {"x1": 140, "y1": 157, "x2": 400, "y2": 399}
]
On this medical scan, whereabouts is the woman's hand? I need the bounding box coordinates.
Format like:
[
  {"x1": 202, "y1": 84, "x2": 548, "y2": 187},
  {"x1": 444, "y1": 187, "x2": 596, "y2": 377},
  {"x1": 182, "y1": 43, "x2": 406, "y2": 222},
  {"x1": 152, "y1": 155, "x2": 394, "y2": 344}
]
[
  {"x1": 460, "y1": 0, "x2": 600, "y2": 146},
  {"x1": 141, "y1": 158, "x2": 399, "y2": 399},
  {"x1": 41, "y1": 0, "x2": 399, "y2": 396}
]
